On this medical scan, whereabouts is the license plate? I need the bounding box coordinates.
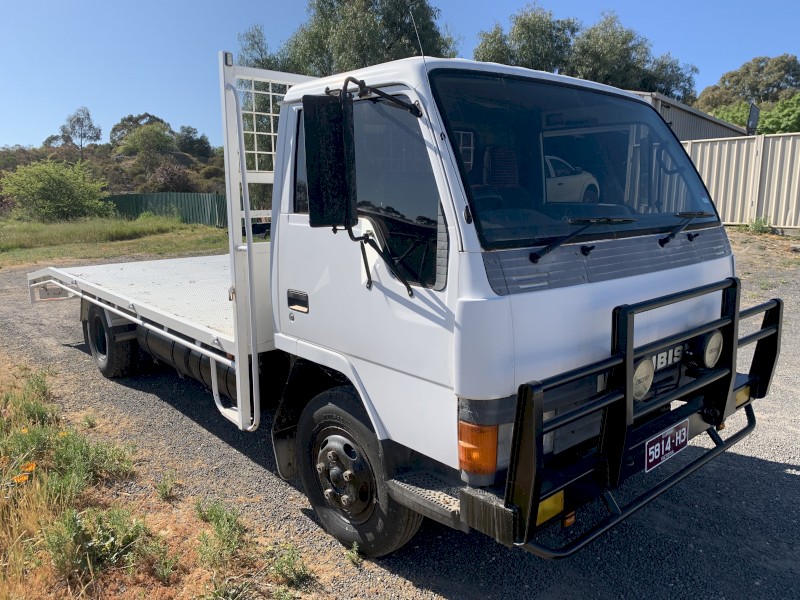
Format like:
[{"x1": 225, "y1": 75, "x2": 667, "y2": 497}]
[{"x1": 645, "y1": 419, "x2": 689, "y2": 472}]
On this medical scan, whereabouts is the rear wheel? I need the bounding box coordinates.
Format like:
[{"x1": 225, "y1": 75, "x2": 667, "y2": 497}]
[
  {"x1": 296, "y1": 387, "x2": 422, "y2": 557},
  {"x1": 85, "y1": 304, "x2": 135, "y2": 378}
]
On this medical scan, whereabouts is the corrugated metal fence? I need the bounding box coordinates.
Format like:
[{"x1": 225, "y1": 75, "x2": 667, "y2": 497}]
[
  {"x1": 108, "y1": 193, "x2": 227, "y2": 228},
  {"x1": 683, "y1": 133, "x2": 800, "y2": 230}
]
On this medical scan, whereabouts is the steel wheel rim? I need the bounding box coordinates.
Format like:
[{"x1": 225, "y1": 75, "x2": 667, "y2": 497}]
[{"x1": 312, "y1": 425, "x2": 376, "y2": 526}]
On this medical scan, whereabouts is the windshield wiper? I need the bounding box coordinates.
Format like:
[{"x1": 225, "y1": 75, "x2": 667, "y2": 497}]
[
  {"x1": 529, "y1": 217, "x2": 636, "y2": 264},
  {"x1": 658, "y1": 211, "x2": 715, "y2": 247}
]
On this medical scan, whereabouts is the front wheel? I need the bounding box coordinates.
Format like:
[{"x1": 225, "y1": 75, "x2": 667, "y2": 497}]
[
  {"x1": 582, "y1": 187, "x2": 599, "y2": 203},
  {"x1": 296, "y1": 387, "x2": 422, "y2": 557}
]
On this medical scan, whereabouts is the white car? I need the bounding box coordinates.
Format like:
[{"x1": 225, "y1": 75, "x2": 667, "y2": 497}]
[{"x1": 545, "y1": 155, "x2": 600, "y2": 203}]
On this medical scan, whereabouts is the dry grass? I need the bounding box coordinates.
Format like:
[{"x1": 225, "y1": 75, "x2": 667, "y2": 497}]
[
  {"x1": 0, "y1": 356, "x2": 317, "y2": 599},
  {"x1": 0, "y1": 215, "x2": 228, "y2": 269}
]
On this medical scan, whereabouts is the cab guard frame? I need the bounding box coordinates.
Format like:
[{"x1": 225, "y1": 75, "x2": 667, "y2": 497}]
[{"x1": 504, "y1": 277, "x2": 782, "y2": 559}]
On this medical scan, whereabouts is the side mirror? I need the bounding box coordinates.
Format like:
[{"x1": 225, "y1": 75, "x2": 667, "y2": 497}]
[
  {"x1": 574, "y1": 166, "x2": 583, "y2": 174},
  {"x1": 302, "y1": 94, "x2": 358, "y2": 228}
]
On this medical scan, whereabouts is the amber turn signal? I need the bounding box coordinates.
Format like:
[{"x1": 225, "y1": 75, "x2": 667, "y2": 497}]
[
  {"x1": 562, "y1": 511, "x2": 576, "y2": 528},
  {"x1": 458, "y1": 421, "x2": 498, "y2": 475}
]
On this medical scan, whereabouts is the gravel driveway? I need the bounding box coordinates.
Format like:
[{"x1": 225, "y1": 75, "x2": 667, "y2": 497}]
[{"x1": 1, "y1": 230, "x2": 797, "y2": 600}]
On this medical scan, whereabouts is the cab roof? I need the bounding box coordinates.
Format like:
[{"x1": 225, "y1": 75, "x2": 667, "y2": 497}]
[{"x1": 283, "y1": 56, "x2": 646, "y2": 104}]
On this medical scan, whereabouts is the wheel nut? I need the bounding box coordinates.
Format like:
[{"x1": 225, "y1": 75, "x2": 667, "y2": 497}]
[
  {"x1": 341, "y1": 494, "x2": 352, "y2": 507},
  {"x1": 327, "y1": 451, "x2": 337, "y2": 462},
  {"x1": 316, "y1": 462, "x2": 325, "y2": 474},
  {"x1": 343, "y1": 470, "x2": 354, "y2": 482},
  {"x1": 323, "y1": 488, "x2": 337, "y2": 500}
]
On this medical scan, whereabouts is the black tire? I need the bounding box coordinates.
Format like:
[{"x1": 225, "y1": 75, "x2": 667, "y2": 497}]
[
  {"x1": 85, "y1": 305, "x2": 135, "y2": 378},
  {"x1": 296, "y1": 387, "x2": 423, "y2": 558},
  {"x1": 582, "y1": 187, "x2": 599, "y2": 203}
]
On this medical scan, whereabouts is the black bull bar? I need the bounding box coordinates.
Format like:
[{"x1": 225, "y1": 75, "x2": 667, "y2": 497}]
[{"x1": 504, "y1": 277, "x2": 782, "y2": 559}]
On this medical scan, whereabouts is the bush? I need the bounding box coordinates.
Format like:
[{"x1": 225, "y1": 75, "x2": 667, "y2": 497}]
[
  {"x1": 146, "y1": 161, "x2": 197, "y2": 192},
  {"x1": 748, "y1": 217, "x2": 772, "y2": 234},
  {"x1": 200, "y1": 165, "x2": 224, "y2": 179},
  {"x1": 0, "y1": 161, "x2": 112, "y2": 222}
]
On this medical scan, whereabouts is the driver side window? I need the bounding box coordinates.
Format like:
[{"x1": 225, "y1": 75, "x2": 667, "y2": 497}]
[{"x1": 294, "y1": 99, "x2": 448, "y2": 290}]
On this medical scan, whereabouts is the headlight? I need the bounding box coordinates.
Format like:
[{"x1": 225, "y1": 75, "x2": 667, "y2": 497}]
[
  {"x1": 632, "y1": 358, "x2": 655, "y2": 401},
  {"x1": 702, "y1": 330, "x2": 724, "y2": 368}
]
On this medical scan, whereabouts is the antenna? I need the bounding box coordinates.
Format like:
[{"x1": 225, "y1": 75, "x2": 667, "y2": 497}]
[{"x1": 409, "y1": 9, "x2": 428, "y2": 68}]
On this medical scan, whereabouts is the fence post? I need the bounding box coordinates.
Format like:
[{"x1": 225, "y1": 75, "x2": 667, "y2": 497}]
[{"x1": 752, "y1": 135, "x2": 767, "y2": 224}]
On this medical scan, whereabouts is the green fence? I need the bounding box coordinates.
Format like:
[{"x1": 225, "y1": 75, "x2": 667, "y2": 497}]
[{"x1": 108, "y1": 193, "x2": 227, "y2": 228}]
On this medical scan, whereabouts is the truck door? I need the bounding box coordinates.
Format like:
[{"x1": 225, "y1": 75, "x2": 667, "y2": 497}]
[{"x1": 275, "y1": 93, "x2": 458, "y2": 468}]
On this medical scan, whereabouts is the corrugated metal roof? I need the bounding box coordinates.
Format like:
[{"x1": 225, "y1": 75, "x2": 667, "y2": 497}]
[{"x1": 633, "y1": 91, "x2": 747, "y2": 141}]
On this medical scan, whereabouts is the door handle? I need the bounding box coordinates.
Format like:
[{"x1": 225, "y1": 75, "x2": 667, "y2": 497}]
[{"x1": 287, "y1": 290, "x2": 309, "y2": 313}]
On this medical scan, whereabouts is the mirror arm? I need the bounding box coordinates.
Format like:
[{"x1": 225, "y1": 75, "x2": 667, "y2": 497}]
[
  {"x1": 347, "y1": 226, "x2": 414, "y2": 297},
  {"x1": 326, "y1": 77, "x2": 422, "y2": 118}
]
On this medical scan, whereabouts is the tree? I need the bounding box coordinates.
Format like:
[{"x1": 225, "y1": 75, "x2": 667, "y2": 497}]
[
  {"x1": 175, "y1": 126, "x2": 212, "y2": 158},
  {"x1": 695, "y1": 54, "x2": 800, "y2": 112},
  {"x1": 238, "y1": 0, "x2": 457, "y2": 76},
  {"x1": 109, "y1": 113, "x2": 169, "y2": 146},
  {"x1": 118, "y1": 122, "x2": 176, "y2": 173},
  {"x1": 146, "y1": 161, "x2": 197, "y2": 192},
  {"x1": 637, "y1": 52, "x2": 697, "y2": 104},
  {"x1": 238, "y1": 24, "x2": 282, "y2": 70},
  {"x1": 759, "y1": 93, "x2": 800, "y2": 134},
  {"x1": 0, "y1": 161, "x2": 111, "y2": 222},
  {"x1": 0, "y1": 145, "x2": 44, "y2": 174},
  {"x1": 474, "y1": 5, "x2": 578, "y2": 74},
  {"x1": 567, "y1": 13, "x2": 651, "y2": 90},
  {"x1": 42, "y1": 134, "x2": 64, "y2": 148},
  {"x1": 59, "y1": 107, "x2": 102, "y2": 161},
  {"x1": 473, "y1": 24, "x2": 514, "y2": 66},
  {"x1": 710, "y1": 101, "x2": 750, "y2": 128},
  {"x1": 474, "y1": 9, "x2": 697, "y2": 103}
]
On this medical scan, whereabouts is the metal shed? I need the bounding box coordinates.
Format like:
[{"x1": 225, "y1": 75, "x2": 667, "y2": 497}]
[{"x1": 632, "y1": 91, "x2": 747, "y2": 141}]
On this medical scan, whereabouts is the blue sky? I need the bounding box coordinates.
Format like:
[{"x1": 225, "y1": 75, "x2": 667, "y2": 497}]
[{"x1": 1, "y1": 0, "x2": 797, "y2": 148}]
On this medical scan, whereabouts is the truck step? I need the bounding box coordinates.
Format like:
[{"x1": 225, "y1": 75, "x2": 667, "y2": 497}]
[{"x1": 387, "y1": 471, "x2": 468, "y2": 532}]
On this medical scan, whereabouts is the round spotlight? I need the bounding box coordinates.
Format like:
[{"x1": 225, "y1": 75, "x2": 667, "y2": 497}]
[
  {"x1": 632, "y1": 358, "x2": 655, "y2": 401},
  {"x1": 703, "y1": 330, "x2": 724, "y2": 368}
]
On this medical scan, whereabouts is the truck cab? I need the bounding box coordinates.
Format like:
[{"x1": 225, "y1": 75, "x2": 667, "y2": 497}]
[{"x1": 266, "y1": 56, "x2": 780, "y2": 557}]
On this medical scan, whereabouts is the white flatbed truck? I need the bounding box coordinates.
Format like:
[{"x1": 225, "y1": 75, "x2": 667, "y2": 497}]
[{"x1": 28, "y1": 52, "x2": 782, "y2": 558}]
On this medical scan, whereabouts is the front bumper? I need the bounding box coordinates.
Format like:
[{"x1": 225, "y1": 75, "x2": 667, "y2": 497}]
[{"x1": 481, "y1": 277, "x2": 782, "y2": 558}]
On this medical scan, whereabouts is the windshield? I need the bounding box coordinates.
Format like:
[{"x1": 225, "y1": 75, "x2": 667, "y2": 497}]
[{"x1": 429, "y1": 69, "x2": 719, "y2": 250}]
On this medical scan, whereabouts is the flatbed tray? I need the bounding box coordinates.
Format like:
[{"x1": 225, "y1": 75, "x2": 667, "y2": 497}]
[{"x1": 28, "y1": 255, "x2": 236, "y2": 354}]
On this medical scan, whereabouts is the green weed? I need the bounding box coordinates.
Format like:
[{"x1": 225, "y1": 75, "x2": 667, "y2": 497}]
[
  {"x1": 52, "y1": 430, "x2": 133, "y2": 482},
  {"x1": 202, "y1": 575, "x2": 254, "y2": 599},
  {"x1": 266, "y1": 542, "x2": 313, "y2": 588},
  {"x1": 139, "y1": 536, "x2": 179, "y2": 584},
  {"x1": 45, "y1": 507, "x2": 147, "y2": 580},
  {"x1": 156, "y1": 469, "x2": 178, "y2": 501},
  {"x1": 195, "y1": 498, "x2": 246, "y2": 567},
  {"x1": 345, "y1": 541, "x2": 362, "y2": 566},
  {"x1": 271, "y1": 585, "x2": 295, "y2": 600}
]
